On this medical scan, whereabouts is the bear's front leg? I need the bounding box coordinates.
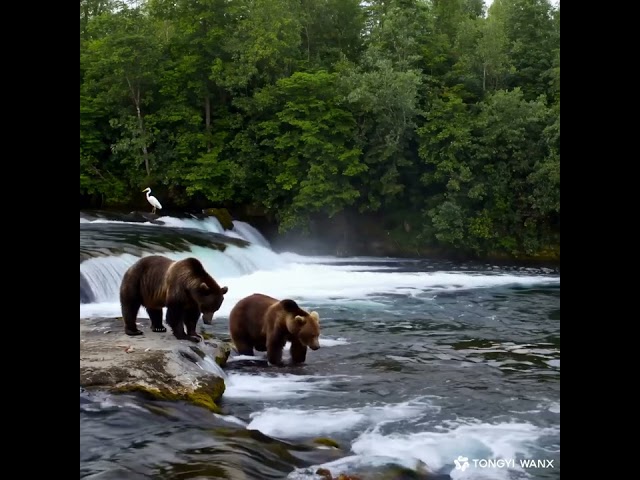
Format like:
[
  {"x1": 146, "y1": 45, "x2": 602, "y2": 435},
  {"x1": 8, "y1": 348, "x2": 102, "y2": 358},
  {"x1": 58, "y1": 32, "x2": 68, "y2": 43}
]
[
  {"x1": 289, "y1": 339, "x2": 308, "y2": 365},
  {"x1": 266, "y1": 335, "x2": 286, "y2": 366},
  {"x1": 184, "y1": 309, "x2": 203, "y2": 343}
]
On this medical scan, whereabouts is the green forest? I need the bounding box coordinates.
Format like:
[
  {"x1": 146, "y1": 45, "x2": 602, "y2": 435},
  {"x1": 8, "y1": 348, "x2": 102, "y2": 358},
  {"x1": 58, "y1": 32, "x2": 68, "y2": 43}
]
[{"x1": 80, "y1": 0, "x2": 560, "y2": 260}]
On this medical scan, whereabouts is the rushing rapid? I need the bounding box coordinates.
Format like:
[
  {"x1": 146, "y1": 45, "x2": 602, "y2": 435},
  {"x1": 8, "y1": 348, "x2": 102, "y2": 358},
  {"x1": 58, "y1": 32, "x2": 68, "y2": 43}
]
[{"x1": 80, "y1": 213, "x2": 560, "y2": 480}]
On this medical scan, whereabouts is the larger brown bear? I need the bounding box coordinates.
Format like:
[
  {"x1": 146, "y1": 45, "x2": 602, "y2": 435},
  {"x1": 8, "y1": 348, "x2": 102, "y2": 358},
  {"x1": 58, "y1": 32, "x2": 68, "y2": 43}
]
[
  {"x1": 120, "y1": 255, "x2": 228, "y2": 342},
  {"x1": 229, "y1": 293, "x2": 321, "y2": 366}
]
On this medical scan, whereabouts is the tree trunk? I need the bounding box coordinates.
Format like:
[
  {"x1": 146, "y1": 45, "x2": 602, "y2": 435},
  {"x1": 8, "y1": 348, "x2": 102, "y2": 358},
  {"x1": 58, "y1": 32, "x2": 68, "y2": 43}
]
[
  {"x1": 483, "y1": 64, "x2": 487, "y2": 92},
  {"x1": 127, "y1": 76, "x2": 150, "y2": 176},
  {"x1": 205, "y1": 92, "x2": 211, "y2": 153},
  {"x1": 136, "y1": 104, "x2": 150, "y2": 176}
]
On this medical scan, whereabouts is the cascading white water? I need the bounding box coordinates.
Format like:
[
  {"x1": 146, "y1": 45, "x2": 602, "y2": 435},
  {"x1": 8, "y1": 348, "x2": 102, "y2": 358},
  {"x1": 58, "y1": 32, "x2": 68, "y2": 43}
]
[
  {"x1": 80, "y1": 244, "x2": 285, "y2": 304},
  {"x1": 80, "y1": 213, "x2": 560, "y2": 314},
  {"x1": 231, "y1": 220, "x2": 271, "y2": 248},
  {"x1": 156, "y1": 215, "x2": 226, "y2": 233}
]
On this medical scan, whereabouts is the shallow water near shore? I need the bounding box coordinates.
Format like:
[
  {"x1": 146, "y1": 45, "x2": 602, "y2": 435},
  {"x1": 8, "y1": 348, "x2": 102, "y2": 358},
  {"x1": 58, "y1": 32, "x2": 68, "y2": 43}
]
[{"x1": 80, "y1": 214, "x2": 560, "y2": 480}]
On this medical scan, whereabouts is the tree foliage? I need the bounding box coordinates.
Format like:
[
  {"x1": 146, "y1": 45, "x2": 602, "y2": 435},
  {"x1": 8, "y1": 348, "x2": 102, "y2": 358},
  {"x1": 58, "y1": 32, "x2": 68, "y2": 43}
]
[{"x1": 80, "y1": 0, "x2": 560, "y2": 258}]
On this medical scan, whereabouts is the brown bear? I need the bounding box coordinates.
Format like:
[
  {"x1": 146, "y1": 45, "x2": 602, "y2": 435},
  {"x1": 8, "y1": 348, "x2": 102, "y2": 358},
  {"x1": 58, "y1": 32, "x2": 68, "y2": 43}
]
[
  {"x1": 119, "y1": 255, "x2": 228, "y2": 342},
  {"x1": 229, "y1": 293, "x2": 321, "y2": 366}
]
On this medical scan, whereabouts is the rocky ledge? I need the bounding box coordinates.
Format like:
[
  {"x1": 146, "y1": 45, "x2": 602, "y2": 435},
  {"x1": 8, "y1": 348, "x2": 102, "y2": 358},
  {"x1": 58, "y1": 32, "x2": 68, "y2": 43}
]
[{"x1": 80, "y1": 317, "x2": 231, "y2": 413}]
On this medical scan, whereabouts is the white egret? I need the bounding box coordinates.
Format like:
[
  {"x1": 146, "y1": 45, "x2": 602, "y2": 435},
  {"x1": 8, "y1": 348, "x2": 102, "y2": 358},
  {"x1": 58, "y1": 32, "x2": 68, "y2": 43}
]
[{"x1": 142, "y1": 187, "x2": 162, "y2": 214}]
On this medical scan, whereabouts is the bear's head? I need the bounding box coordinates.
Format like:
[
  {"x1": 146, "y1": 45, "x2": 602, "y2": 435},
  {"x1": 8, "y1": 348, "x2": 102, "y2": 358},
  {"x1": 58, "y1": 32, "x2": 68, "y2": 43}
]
[
  {"x1": 282, "y1": 299, "x2": 321, "y2": 350},
  {"x1": 295, "y1": 311, "x2": 321, "y2": 350},
  {"x1": 193, "y1": 283, "x2": 229, "y2": 324}
]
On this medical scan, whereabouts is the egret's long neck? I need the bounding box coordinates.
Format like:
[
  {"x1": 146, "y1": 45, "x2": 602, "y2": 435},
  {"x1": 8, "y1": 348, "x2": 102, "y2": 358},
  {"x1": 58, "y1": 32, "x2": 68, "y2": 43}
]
[{"x1": 146, "y1": 191, "x2": 151, "y2": 198}]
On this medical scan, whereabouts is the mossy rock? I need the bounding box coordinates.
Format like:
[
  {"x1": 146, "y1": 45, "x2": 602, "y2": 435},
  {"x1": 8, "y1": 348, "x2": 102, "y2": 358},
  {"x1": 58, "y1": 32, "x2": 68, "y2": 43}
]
[
  {"x1": 313, "y1": 437, "x2": 341, "y2": 449},
  {"x1": 113, "y1": 376, "x2": 225, "y2": 413},
  {"x1": 199, "y1": 330, "x2": 215, "y2": 340},
  {"x1": 202, "y1": 208, "x2": 234, "y2": 230}
]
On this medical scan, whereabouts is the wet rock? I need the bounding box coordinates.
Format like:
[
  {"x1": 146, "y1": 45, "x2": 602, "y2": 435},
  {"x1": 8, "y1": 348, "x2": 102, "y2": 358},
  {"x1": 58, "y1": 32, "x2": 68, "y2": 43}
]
[
  {"x1": 312, "y1": 438, "x2": 341, "y2": 449},
  {"x1": 80, "y1": 317, "x2": 231, "y2": 412},
  {"x1": 314, "y1": 462, "x2": 452, "y2": 480},
  {"x1": 202, "y1": 207, "x2": 234, "y2": 230}
]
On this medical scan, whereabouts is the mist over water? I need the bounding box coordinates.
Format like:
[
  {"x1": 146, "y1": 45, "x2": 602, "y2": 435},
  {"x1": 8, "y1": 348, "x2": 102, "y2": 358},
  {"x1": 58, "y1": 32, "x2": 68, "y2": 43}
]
[{"x1": 80, "y1": 213, "x2": 560, "y2": 480}]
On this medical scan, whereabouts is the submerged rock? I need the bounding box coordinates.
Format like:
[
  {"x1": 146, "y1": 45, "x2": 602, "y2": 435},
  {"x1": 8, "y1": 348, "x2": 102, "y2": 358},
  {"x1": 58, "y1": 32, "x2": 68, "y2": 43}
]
[
  {"x1": 313, "y1": 438, "x2": 341, "y2": 449},
  {"x1": 310, "y1": 462, "x2": 452, "y2": 480},
  {"x1": 80, "y1": 317, "x2": 231, "y2": 412}
]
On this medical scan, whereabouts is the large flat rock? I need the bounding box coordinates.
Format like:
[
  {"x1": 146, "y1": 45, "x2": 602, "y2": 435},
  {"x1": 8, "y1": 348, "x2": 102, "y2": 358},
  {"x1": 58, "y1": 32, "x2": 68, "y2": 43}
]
[{"x1": 80, "y1": 317, "x2": 231, "y2": 412}]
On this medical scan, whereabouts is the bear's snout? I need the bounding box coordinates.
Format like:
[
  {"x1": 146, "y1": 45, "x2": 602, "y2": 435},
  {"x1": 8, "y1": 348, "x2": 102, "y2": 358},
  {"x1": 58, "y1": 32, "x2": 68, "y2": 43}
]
[
  {"x1": 308, "y1": 339, "x2": 320, "y2": 350},
  {"x1": 202, "y1": 312, "x2": 214, "y2": 325}
]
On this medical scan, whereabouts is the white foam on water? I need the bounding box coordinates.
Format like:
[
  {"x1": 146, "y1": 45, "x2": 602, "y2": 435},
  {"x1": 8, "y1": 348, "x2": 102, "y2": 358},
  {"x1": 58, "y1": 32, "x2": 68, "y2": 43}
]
[
  {"x1": 81, "y1": 213, "x2": 559, "y2": 311},
  {"x1": 216, "y1": 265, "x2": 560, "y2": 315},
  {"x1": 279, "y1": 337, "x2": 349, "y2": 351},
  {"x1": 247, "y1": 399, "x2": 430, "y2": 439},
  {"x1": 80, "y1": 218, "x2": 156, "y2": 226},
  {"x1": 80, "y1": 244, "x2": 286, "y2": 306},
  {"x1": 80, "y1": 215, "x2": 225, "y2": 234},
  {"x1": 232, "y1": 220, "x2": 271, "y2": 248},
  {"x1": 81, "y1": 254, "x2": 559, "y2": 319},
  {"x1": 291, "y1": 420, "x2": 558, "y2": 480},
  {"x1": 227, "y1": 354, "x2": 266, "y2": 363},
  {"x1": 195, "y1": 354, "x2": 227, "y2": 379},
  {"x1": 319, "y1": 337, "x2": 350, "y2": 347},
  {"x1": 278, "y1": 252, "x2": 415, "y2": 264},
  {"x1": 212, "y1": 413, "x2": 248, "y2": 427},
  {"x1": 223, "y1": 373, "x2": 338, "y2": 400},
  {"x1": 80, "y1": 390, "x2": 147, "y2": 413},
  {"x1": 80, "y1": 254, "x2": 141, "y2": 303},
  {"x1": 155, "y1": 215, "x2": 226, "y2": 233},
  {"x1": 536, "y1": 401, "x2": 560, "y2": 414}
]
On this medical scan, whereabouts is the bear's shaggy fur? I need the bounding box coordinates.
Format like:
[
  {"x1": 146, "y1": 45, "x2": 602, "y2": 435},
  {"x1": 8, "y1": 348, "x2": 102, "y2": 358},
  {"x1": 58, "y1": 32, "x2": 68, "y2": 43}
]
[
  {"x1": 229, "y1": 293, "x2": 321, "y2": 366},
  {"x1": 119, "y1": 255, "x2": 228, "y2": 342}
]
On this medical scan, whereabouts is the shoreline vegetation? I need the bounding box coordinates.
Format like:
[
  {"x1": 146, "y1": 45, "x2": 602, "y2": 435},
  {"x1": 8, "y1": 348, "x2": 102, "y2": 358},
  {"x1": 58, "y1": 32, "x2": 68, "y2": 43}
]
[{"x1": 80, "y1": 0, "x2": 560, "y2": 267}]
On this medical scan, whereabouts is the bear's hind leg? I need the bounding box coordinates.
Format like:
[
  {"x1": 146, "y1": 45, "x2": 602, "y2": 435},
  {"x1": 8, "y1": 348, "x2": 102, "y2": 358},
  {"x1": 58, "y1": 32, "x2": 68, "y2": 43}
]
[
  {"x1": 233, "y1": 338, "x2": 255, "y2": 356},
  {"x1": 147, "y1": 308, "x2": 166, "y2": 333},
  {"x1": 184, "y1": 309, "x2": 203, "y2": 343},
  {"x1": 122, "y1": 302, "x2": 143, "y2": 336},
  {"x1": 166, "y1": 307, "x2": 188, "y2": 340}
]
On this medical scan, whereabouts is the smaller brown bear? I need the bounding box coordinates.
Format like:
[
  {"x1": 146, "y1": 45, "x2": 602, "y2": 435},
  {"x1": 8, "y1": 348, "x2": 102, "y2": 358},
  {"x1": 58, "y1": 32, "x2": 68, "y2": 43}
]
[
  {"x1": 229, "y1": 293, "x2": 321, "y2": 366},
  {"x1": 120, "y1": 255, "x2": 228, "y2": 342}
]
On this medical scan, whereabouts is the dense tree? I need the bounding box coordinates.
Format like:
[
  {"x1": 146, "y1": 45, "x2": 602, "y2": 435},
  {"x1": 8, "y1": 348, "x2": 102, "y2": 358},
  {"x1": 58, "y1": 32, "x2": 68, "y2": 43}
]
[{"x1": 80, "y1": 0, "x2": 560, "y2": 259}]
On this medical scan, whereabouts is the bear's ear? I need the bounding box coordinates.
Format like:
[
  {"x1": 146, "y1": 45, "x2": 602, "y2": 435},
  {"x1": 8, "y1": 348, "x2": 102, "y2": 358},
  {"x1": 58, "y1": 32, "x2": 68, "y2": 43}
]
[
  {"x1": 294, "y1": 315, "x2": 307, "y2": 325},
  {"x1": 220, "y1": 286, "x2": 228, "y2": 295},
  {"x1": 282, "y1": 299, "x2": 300, "y2": 313},
  {"x1": 309, "y1": 311, "x2": 320, "y2": 323},
  {"x1": 199, "y1": 282, "x2": 210, "y2": 293}
]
